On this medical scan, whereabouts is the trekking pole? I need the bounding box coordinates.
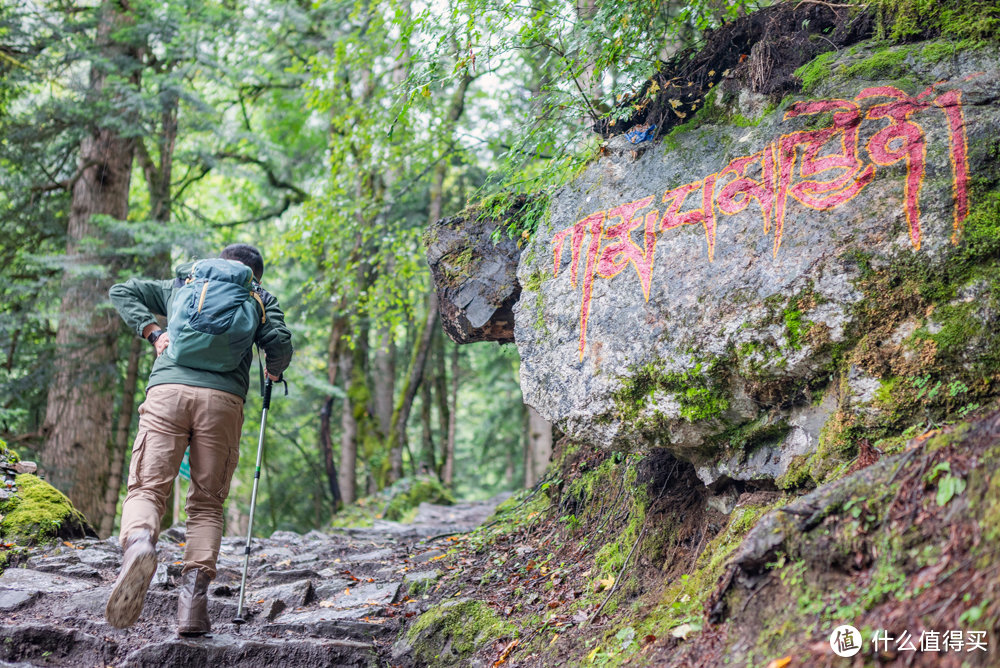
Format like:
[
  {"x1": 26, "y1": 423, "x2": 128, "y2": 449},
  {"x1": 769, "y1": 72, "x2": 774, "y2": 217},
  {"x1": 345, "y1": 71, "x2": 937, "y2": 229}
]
[{"x1": 233, "y1": 377, "x2": 273, "y2": 631}]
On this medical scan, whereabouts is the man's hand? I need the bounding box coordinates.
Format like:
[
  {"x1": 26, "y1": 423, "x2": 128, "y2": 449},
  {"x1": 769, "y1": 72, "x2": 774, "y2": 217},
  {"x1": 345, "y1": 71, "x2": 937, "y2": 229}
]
[
  {"x1": 154, "y1": 332, "x2": 170, "y2": 356},
  {"x1": 265, "y1": 370, "x2": 282, "y2": 382},
  {"x1": 142, "y1": 324, "x2": 169, "y2": 356}
]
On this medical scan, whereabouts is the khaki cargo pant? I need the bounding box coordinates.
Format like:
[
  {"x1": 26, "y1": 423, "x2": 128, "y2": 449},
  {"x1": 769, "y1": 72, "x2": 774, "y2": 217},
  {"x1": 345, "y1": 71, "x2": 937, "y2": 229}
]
[{"x1": 119, "y1": 384, "x2": 244, "y2": 579}]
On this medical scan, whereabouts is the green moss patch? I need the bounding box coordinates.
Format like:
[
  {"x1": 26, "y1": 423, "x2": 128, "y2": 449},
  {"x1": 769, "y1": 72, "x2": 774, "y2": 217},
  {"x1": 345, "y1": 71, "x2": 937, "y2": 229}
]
[
  {"x1": 382, "y1": 477, "x2": 454, "y2": 522},
  {"x1": 0, "y1": 474, "x2": 93, "y2": 545},
  {"x1": 403, "y1": 599, "x2": 514, "y2": 667},
  {"x1": 872, "y1": 0, "x2": 1000, "y2": 44},
  {"x1": 612, "y1": 359, "x2": 729, "y2": 427}
]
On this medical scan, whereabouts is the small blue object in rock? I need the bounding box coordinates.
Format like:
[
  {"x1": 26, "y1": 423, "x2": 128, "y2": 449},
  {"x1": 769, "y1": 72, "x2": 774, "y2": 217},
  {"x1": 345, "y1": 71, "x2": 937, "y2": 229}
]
[{"x1": 626, "y1": 124, "x2": 656, "y2": 144}]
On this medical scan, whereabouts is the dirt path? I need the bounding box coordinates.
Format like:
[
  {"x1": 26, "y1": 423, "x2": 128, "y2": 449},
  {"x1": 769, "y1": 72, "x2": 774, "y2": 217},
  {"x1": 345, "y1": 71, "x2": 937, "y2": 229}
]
[{"x1": 0, "y1": 497, "x2": 506, "y2": 667}]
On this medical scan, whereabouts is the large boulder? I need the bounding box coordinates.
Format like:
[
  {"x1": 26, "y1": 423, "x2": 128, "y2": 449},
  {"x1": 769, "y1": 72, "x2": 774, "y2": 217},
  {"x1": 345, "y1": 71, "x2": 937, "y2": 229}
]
[
  {"x1": 513, "y1": 41, "x2": 1000, "y2": 486},
  {"x1": 425, "y1": 201, "x2": 525, "y2": 344}
]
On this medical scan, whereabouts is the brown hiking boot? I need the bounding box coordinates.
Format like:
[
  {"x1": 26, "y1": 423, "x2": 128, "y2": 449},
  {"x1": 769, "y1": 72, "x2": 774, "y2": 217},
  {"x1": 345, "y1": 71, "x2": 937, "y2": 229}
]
[
  {"x1": 177, "y1": 569, "x2": 212, "y2": 637},
  {"x1": 105, "y1": 529, "x2": 157, "y2": 629}
]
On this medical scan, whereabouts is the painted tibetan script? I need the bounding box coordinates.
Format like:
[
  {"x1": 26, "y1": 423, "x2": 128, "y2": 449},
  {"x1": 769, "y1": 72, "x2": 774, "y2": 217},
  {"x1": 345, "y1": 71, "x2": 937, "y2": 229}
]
[{"x1": 551, "y1": 84, "x2": 971, "y2": 359}]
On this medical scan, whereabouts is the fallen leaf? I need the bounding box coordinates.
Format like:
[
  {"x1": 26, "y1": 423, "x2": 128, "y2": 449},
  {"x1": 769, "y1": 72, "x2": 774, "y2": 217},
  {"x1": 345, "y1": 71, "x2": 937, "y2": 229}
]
[
  {"x1": 587, "y1": 645, "x2": 602, "y2": 662},
  {"x1": 493, "y1": 638, "x2": 519, "y2": 667},
  {"x1": 598, "y1": 576, "x2": 615, "y2": 591},
  {"x1": 644, "y1": 634, "x2": 656, "y2": 644},
  {"x1": 319, "y1": 600, "x2": 335, "y2": 608},
  {"x1": 766, "y1": 658, "x2": 792, "y2": 668},
  {"x1": 549, "y1": 633, "x2": 559, "y2": 645}
]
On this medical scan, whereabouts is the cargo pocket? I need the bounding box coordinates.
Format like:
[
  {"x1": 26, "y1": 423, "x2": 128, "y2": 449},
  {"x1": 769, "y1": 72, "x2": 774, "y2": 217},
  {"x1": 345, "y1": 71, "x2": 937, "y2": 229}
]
[
  {"x1": 216, "y1": 443, "x2": 241, "y2": 501},
  {"x1": 126, "y1": 432, "x2": 149, "y2": 490}
]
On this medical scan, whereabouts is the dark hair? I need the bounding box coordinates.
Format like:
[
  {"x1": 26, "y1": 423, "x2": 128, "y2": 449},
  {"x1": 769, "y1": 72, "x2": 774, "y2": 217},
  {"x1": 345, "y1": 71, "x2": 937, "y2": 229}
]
[{"x1": 221, "y1": 243, "x2": 264, "y2": 280}]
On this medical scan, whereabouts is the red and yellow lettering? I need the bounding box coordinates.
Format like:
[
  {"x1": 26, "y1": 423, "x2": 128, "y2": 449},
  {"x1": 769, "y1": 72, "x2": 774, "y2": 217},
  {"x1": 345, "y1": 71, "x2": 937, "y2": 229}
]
[
  {"x1": 552, "y1": 210, "x2": 605, "y2": 286},
  {"x1": 774, "y1": 99, "x2": 875, "y2": 256},
  {"x1": 546, "y1": 83, "x2": 972, "y2": 359},
  {"x1": 595, "y1": 196, "x2": 659, "y2": 299},
  {"x1": 716, "y1": 147, "x2": 777, "y2": 235},
  {"x1": 856, "y1": 86, "x2": 929, "y2": 249},
  {"x1": 661, "y1": 178, "x2": 719, "y2": 261}
]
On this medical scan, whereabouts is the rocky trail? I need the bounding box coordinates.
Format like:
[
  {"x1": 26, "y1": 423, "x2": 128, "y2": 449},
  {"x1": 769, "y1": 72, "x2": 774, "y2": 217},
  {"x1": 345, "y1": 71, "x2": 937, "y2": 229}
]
[{"x1": 0, "y1": 497, "x2": 505, "y2": 667}]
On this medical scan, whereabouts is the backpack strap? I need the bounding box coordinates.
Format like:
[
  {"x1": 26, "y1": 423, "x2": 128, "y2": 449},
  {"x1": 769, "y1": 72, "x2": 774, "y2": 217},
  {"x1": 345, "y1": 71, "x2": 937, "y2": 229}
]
[
  {"x1": 184, "y1": 260, "x2": 200, "y2": 285},
  {"x1": 250, "y1": 280, "x2": 267, "y2": 324},
  {"x1": 250, "y1": 290, "x2": 267, "y2": 324}
]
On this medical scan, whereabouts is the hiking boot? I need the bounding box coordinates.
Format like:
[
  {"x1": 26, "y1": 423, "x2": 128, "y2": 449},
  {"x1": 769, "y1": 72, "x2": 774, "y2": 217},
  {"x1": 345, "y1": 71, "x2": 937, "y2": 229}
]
[
  {"x1": 177, "y1": 569, "x2": 212, "y2": 637},
  {"x1": 105, "y1": 529, "x2": 157, "y2": 629}
]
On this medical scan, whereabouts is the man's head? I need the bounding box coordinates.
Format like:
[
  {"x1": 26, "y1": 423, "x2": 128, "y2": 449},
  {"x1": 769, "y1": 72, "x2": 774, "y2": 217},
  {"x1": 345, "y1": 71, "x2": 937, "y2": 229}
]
[{"x1": 221, "y1": 243, "x2": 264, "y2": 281}]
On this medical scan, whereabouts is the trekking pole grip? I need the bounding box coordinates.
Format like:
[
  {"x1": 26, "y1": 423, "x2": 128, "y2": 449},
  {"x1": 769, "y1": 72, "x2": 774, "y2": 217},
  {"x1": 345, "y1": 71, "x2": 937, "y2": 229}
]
[{"x1": 262, "y1": 377, "x2": 273, "y2": 409}]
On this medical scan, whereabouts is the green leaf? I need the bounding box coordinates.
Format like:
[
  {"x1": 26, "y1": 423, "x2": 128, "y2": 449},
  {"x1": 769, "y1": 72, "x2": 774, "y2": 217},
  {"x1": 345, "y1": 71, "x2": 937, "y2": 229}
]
[{"x1": 936, "y1": 474, "x2": 966, "y2": 506}]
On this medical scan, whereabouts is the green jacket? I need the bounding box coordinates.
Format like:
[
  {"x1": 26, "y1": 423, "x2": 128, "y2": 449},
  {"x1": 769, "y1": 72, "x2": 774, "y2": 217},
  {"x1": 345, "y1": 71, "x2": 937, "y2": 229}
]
[{"x1": 109, "y1": 262, "x2": 293, "y2": 400}]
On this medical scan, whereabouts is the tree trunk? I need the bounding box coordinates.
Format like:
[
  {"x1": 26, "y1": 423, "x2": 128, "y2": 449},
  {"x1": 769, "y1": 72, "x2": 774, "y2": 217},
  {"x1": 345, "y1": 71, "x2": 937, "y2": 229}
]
[
  {"x1": 98, "y1": 336, "x2": 142, "y2": 538},
  {"x1": 427, "y1": 71, "x2": 473, "y2": 225},
  {"x1": 338, "y1": 343, "x2": 357, "y2": 505},
  {"x1": 388, "y1": 291, "x2": 438, "y2": 482},
  {"x1": 433, "y1": 332, "x2": 450, "y2": 478},
  {"x1": 522, "y1": 406, "x2": 532, "y2": 488},
  {"x1": 526, "y1": 406, "x2": 553, "y2": 487},
  {"x1": 442, "y1": 342, "x2": 458, "y2": 487},
  {"x1": 505, "y1": 445, "x2": 514, "y2": 487},
  {"x1": 42, "y1": 0, "x2": 139, "y2": 527},
  {"x1": 320, "y1": 312, "x2": 344, "y2": 508},
  {"x1": 372, "y1": 325, "x2": 395, "y2": 439},
  {"x1": 420, "y1": 377, "x2": 435, "y2": 474}
]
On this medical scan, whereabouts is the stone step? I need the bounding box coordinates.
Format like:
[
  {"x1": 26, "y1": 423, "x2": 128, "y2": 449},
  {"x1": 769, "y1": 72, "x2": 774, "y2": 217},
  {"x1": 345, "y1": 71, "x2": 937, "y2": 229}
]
[
  {"x1": 120, "y1": 633, "x2": 375, "y2": 667},
  {"x1": 0, "y1": 625, "x2": 117, "y2": 667},
  {"x1": 263, "y1": 611, "x2": 399, "y2": 643}
]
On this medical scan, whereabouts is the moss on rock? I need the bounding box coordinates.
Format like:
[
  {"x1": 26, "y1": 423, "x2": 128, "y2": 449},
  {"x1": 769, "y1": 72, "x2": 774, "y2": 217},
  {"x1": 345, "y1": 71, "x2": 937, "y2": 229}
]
[
  {"x1": 401, "y1": 599, "x2": 514, "y2": 667},
  {"x1": 0, "y1": 474, "x2": 94, "y2": 545},
  {"x1": 382, "y1": 477, "x2": 455, "y2": 522}
]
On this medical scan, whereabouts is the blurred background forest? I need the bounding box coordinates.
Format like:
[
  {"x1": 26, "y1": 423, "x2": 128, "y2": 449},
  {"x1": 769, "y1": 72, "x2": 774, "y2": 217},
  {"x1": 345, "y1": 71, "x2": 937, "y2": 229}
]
[{"x1": 0, "y1": 0, "x2": 753, "y2": 537}]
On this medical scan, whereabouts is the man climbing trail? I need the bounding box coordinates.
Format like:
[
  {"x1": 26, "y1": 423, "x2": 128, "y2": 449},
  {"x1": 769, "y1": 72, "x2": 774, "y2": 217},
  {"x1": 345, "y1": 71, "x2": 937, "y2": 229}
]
[{"x1": 105, "y1": 243, "x2": 293, "y2": 636}]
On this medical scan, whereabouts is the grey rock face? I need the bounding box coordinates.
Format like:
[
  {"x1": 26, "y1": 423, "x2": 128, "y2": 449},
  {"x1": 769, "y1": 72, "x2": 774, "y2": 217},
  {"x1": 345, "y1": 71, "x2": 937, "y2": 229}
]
[{"x1": 512, "y1": 44, "x2": 1000, "y2": 484}]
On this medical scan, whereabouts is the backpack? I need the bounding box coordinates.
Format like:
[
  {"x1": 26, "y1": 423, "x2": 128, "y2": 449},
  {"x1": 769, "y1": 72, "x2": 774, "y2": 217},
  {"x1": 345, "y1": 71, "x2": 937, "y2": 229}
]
[{"x1": 165, "y1": 259, "x2": 266, "y2": 372}]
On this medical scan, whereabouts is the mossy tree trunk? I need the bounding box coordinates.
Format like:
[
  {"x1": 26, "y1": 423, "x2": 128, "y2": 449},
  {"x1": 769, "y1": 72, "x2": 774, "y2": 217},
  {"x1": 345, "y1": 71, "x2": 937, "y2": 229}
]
[
  {"x1": 321, "y1": 310, "x2": 345, "y2": 508},
  {"x1": 42, "y1": 0, "x2": 140, "y2": 529},
  {"x1": 338, "y1": 332, "x2": 361, "y2": 504},
  {"x1": 442, "y1": 342, "x2": 458, "y2": 487},
  {"x1": 388, "y1": 291, "x2": 438, "y2": 482}
]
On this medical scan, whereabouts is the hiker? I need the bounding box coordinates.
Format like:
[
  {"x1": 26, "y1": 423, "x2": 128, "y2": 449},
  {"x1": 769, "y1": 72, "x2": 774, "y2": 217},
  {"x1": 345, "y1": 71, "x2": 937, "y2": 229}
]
[{"x1": 105, "y1": 243, "x2": 293, "y2": 636}]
